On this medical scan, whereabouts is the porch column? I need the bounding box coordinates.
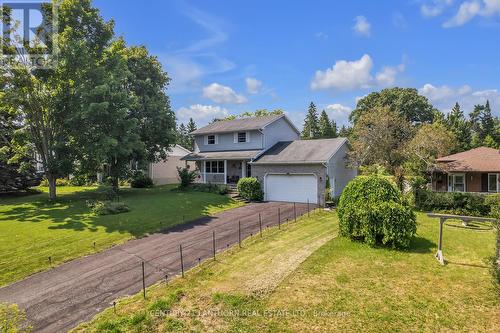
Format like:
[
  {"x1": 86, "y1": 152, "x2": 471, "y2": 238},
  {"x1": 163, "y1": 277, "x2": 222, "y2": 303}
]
[
  {"x1": 202, "y1": 161, "x2": 206, "y2": 184},
  {"x1": 241, "y1": 161, "x2": 247, "y2": 178},
  {"x1": 224, "y1": 160, "x2": 227, "y2": 184}
]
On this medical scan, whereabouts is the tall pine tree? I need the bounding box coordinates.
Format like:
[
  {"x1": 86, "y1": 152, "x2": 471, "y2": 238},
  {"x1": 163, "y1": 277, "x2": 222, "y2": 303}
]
[
  {"x1": 331, "y1": 119, "x2": 338, "y2": 138},
  {"x1": 185, "y1": 118, "x2": 197, "y2": 150},
  {"x1": 301, "y1": 102, "x2": 320, "y2": 139},
  {"x1": 445, "y1": 102, "x2": 471, "y2": 152},
  {"x1": 318, "y1": 110, "x2": 335, "y2": 138}
]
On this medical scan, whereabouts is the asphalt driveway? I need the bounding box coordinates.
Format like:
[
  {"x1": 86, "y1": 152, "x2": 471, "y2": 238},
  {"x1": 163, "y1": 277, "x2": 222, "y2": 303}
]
[{"x1": 0, "y1": 201, "x2": 312, "y2": 333}]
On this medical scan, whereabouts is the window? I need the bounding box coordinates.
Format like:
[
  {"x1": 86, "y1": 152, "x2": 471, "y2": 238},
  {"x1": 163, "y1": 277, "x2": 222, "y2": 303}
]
[
  {"x1": 448, "y1": 174, "x2": 465, "y2": 192},
  {"x1": 237, "y1": 132, "x2": 247, "y2": 143},
  {"x1": 205, "y1": 161, "x2": 224, "y2": 174},
  {"x1": 488, "y1": 173, "x2": 499, "y2": 193},
  {"x1": 207, "y1": 135, "x2": 216, "y2": 145}
]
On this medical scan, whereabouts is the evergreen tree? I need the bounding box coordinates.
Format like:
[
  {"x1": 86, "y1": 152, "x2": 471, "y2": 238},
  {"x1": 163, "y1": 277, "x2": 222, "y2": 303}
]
[
  {"x1": 301, "y1": 102, "x2": 320, "y2": 139},
  {"x1": 445, "y1": 102, "x2": 471, "y2": 152},
  {"x1": 185, "y1": 118, "x2": 197, "y2": 150},
  {"x1": 177, "y1": 123, "x2": 188, "y2": 148},
  {"x1": 331, "y1": 119, "x2": 338, "y2": 138},
  {"x1": 338, "y1": 125, "x2": 353, "y2": 138},
  {"x1": 318, "y1": 110, "x2": 335, "y2": 138},
  {"x1": 481, "y1": 100, "x2": 495, "y2": 141}
]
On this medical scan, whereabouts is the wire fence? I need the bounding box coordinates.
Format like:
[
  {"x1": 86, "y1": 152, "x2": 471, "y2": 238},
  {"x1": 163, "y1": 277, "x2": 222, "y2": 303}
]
[{"x1": 3, "y1": 201, "x2": 319, "y2": 296}]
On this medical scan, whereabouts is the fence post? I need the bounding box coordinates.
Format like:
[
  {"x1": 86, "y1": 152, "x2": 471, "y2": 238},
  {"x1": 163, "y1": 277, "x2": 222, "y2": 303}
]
[
  {"x1": 307, "y1": 199, "x2": 310, "y2": 217},
  {"x1": 238, "y1": 220, "x2": 242, "y2": 248},
  {"x1": 179, "y1": 244, "x2": 184, "y2": 277},
  {"x1": 142, "y1": 261, "x2": 146, "y2": 299},
  {"x1": 294, "y1": 203, "x2": 297, "y2": 222},
  {"x1": 278, "y1": 208, "x2": 281, "y2": 230},
  {"x1": 259, "y1": 213, "x2": 262, "y2": 237},
  {"x1": 212, "y1": 231, "x2": 216, "y2": 260}
]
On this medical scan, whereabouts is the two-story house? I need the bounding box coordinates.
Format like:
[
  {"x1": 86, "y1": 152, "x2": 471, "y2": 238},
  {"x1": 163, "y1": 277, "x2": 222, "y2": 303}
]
[{"x1": 182, "y1": 114, "x2": 357, "y2": 205}]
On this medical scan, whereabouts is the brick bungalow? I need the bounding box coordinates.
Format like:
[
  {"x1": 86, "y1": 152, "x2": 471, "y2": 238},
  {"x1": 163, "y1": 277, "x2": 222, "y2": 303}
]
[{"x1": 432, "y1": 146, "x2": 500, "y2": 193}]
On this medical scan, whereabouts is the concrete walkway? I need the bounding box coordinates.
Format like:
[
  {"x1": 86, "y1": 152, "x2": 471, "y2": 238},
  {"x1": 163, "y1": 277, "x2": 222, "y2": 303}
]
[{"x1": 0, "y1": 201, "x2": 311, "y2": 333}]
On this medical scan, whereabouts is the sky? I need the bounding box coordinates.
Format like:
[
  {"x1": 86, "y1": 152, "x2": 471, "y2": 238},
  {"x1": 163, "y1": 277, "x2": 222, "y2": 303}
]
[{"x1": 93, "y1": 0, "x2": 500, "y2": 128}]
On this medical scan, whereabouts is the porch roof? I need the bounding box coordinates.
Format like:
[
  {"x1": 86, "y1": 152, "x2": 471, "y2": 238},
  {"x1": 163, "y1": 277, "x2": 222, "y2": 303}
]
[{"x1": 181, "y1": 150, "x2": 262, "y2": 161}]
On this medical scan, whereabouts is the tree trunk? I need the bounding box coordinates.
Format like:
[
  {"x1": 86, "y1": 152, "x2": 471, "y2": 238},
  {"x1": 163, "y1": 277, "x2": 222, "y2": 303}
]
[{"x1": 46, "y1": 173, "x2": 57, "y2": 200}]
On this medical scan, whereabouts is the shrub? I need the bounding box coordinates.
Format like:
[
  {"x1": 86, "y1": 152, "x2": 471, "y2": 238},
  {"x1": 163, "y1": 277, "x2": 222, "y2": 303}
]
[
  {"x1": 415, "y1": 190, "x2": 496, "y2": 217},
  {"x1": 337, "y1": 176, "x2": 417, "y2": 249},
  {"x1": 237, "y1": 177, "x2": 263, "y2": 201},
  {"x1": 187, "y1": 183, "x2": 228, "y2": 195},
  {"x1": 0, "y1": 302, "x2": 32, "y2": 333},
  {"x1": 39, "y1": 178, "x2": 69, "y2": 187},
  {"x1": 88, "y1": 200, "x2": 130, "y2": 215},
  {"x1": 177, "y1": 167, "x2": 198, "y2": 188},
  {"x1": 130, "y1": 172, "x2": 153, "y2": 188}
]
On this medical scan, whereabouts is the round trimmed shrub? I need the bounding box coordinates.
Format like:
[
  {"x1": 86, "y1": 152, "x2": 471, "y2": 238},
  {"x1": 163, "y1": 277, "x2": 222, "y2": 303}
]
[
  {"x1": 337, "y1": 176, "x2": 417, "y2": 249},
  {"x1": 237, "y1": 177, "x2": 263, "y2": 201},
  {"x1": 130, "y1": 172, "x2": 154, "y2": 188}
]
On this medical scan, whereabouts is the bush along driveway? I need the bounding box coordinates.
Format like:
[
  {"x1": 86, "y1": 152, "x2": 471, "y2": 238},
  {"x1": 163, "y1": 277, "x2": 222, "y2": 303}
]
[{"x1": 0, "y1": 201, "x2": 311, "y2": 333}]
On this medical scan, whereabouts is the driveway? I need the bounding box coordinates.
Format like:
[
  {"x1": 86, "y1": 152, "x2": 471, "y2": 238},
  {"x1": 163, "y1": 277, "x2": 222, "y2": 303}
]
[{"x1": 0, "y1": 201, "x2": 312, "y2": 333}]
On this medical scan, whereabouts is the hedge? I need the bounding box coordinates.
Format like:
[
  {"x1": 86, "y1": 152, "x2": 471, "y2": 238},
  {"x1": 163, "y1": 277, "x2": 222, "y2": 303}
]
[{"x1": 415, "y1": 190, "x2": 499, "y2": 217}]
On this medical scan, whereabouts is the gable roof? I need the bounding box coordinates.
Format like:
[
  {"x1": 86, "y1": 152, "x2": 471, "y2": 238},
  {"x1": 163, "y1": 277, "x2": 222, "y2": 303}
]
[
  {"x1": 436, "y1": 146, "x2": 500, "y2": 172},
  {"x1": 252, "y1": 138, "x2": 348, "y2": 164},
  {"x1": 190, "y1": 114, "x2": 299, "y2": 135}
]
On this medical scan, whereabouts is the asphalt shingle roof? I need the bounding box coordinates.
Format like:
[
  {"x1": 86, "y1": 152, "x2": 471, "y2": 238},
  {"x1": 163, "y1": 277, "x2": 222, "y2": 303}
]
[
  {"x1": 436, "y1": 146, "x2": 500, "y2": 172},
  {"x1": 190, "y1": 114, "x2": 285, "y2": 135},
  {"x1": 252, "y1": 138, "x2": 347, "y2": 164}
]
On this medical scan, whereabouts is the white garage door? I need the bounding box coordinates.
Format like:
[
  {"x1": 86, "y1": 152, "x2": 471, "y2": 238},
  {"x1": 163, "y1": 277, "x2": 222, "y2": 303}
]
[{"x1": 265, "y1": 174, "x2": 318, "y2": 204}]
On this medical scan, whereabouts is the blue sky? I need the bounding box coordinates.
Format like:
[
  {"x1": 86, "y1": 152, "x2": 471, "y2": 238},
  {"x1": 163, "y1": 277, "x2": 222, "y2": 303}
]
[{"x1": 94, "y1": 0, "x2": 500, "y2": 127}]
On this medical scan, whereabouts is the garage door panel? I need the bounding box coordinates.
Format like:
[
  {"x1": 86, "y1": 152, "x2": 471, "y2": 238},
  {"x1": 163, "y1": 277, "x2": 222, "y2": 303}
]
[{"x1": 265, "y1": 174, "x2": 317, "y2": 204}]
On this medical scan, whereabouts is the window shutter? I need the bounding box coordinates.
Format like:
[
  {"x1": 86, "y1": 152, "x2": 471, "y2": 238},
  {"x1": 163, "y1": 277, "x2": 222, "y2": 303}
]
[
  {"x1": 246, "y1": 131, "x2": 250, "y2": 143},
  {"x1": 204, "y1": 135, "x2": 208, "y2": 145},
  {"x1": 233, "y1": 132, "x2": 237, "y2": 143},
  {"x1": 215, "y1": 135, "x2": 218, "y2": 144}
]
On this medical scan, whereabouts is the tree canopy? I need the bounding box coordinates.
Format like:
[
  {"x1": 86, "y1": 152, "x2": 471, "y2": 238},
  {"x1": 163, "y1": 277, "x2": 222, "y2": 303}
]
[{"x1": 350, "y1": 87, "x2": 436, "y2": 125}]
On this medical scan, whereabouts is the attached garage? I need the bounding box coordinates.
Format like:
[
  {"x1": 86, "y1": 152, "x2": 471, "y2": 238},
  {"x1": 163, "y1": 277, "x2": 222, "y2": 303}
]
[
  {"x1": 251, "y1": 138, "x2": 357, "y2": 206},
  {"x1": 265, "y1": 174, "x2": 318, "y2": 204}
]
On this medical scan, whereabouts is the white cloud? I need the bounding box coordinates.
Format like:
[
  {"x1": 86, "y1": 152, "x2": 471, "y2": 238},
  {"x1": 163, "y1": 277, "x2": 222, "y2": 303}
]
[
  {"x1": 443, "y1": 0, "x2": 482, "y2": 27},
  {"x1": 353, "y1": 16, "x2": 371, "y2": 36},
  {"x1": 442, "y1": 0, "x2": 500, "y2": 27},
  {"x1": 375, "y1": 64, "x2": 406, "y2": 87},
  {"x1": 419, "y1": 83, "x2": 500, "y2": 115},
  {"x1": 176, "y1": 104, "x2": 229, "y2": 125},
  {"x1": 311, "y1": 54, "x2": 405, "y2": 91},
  {"x1": 311, "y1": 54, "x2": 374, "y2": 91},
  {"x1": 245, "y1": 77, "x2": 263, "y2": 94},
  {"x1": 159, "y1": 6, "x2": 234, "y2": 93},
  {"x1": 325, "y1": 104, "x2": 353, "y2": 127},
  {"x1": 421, "y1": 0, "x2": 455, "y2": 17},
  {"x1": 314, "y1": 32, "x2": 329, "y2": 39},
  {"x1": 202, "y1": 83, "x2": 247, "y2": 104}
]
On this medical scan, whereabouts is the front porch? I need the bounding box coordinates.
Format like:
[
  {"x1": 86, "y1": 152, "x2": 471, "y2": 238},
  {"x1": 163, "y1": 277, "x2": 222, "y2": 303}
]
[{"x1": 198, "y1": 159, "x2": 252, "y2": 185}]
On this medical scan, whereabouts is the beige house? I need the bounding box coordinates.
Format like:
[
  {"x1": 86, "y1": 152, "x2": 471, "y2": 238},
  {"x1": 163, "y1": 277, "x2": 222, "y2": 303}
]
[{"x1": 148, "y1": 145, "x2": 194, "y2": 185}]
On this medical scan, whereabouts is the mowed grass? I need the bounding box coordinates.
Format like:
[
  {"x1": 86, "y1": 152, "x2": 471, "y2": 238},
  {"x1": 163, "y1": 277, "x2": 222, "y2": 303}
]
[
  {"x1": 72, "y1": 211, "x2": 499, "y2": 333},
  {"x1": 0, "y1": 186, "x2": 242, "y2": 287}
]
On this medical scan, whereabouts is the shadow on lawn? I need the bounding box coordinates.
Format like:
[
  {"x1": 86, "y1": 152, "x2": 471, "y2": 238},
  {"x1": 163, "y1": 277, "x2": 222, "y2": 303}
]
[
  {"x1": 0, "y1": 187, "x2": 234, "y2": 237},
  {"x1": 407, "y1": 236, "x2": 436, "y2": 254}
]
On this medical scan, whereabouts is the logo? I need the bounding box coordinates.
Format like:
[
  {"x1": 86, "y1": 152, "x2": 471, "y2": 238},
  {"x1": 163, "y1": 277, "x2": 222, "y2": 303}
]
[{"x1": 1, "y1": 0, "x2": 58, "y2": 68}]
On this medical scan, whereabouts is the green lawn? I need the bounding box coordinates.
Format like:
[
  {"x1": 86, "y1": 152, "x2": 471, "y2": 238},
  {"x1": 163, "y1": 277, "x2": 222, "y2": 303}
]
[
  {"x1": 0, "y1": 186, "x2": 242, "y2": 287},
  {"x1": 72, "y1": 210, "x2": 499, "y2": 333}
]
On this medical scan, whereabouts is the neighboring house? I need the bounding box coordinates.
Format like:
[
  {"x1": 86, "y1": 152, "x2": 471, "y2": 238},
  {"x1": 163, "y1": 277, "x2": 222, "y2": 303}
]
[
  {"x1": 431, "y1": 146, "x2": 500, "y2": 193},
  {"x1": 181, "y1": 114, "x2": 357, "y2": 205},
  {"x1": 147, "y1": 145, "x2": 195, "y2": 185}
]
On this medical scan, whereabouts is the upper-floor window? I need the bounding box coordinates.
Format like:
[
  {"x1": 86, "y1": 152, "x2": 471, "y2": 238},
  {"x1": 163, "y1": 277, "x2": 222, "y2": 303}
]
[
  {"x1": 206, "y1": 134, "x2": 217, "y2": 145},
  {"x1": 237, "y1": 132, "x2": 247, "y2": 143},
  {"x1": 234, "y1": 131, "x2": 249, "y2": 143}
]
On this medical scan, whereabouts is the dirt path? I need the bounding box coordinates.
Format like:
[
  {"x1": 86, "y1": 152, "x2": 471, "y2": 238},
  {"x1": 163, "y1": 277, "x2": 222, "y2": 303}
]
[{"x1": 0, "y1": 202, "x2": 311, "y2": 333}]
